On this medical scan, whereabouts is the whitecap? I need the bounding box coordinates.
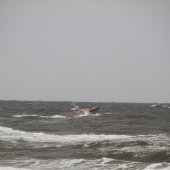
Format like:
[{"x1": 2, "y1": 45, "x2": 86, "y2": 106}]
[
  {"x1": 0, "y1": 125, "x2": 169, "y2": 151},
  {"x1": 143, "y1": 162, "x2": 170, "y2": 170},
  {"x1": 0, "y1": 166, "x2": 27, "y2": 170},
  {"x1": 105, "y1": 112, "x2": 111, "y2": 115},
  {"x1": 100, "y1": 157, "x2": 114, "y2": 166},
  {"x1": 0, "y1": 126, "x2": 133, "y2": 145},
  {"x1": 13, "y1": 114, "x2": 66, "y2": 119},
  {"x1": 49, "y1": 115, "x2": 66, "y2": 118},
  {"x1": 92, "y1": 113, "x2": 100, "y2": 116},
  {"x1": 13, "y1": 114, "x2": 38, "y2": 117},
  {"x1": 150, "y1": 104, "x2": 157, "y2": 107},
  {"x1": 1, "y1": 158, "x2": 170, "y2": 170}
]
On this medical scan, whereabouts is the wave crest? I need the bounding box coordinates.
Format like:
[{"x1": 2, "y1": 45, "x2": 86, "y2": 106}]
[{"x1": 13, "y1": 114, "x2": 66, "y2": 119}]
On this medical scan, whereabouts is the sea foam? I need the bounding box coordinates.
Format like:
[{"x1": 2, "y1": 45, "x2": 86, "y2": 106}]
[
  {"x1": 0, "y1": 126, "x2": 169, "y2": 149},
  {"x1": 0, "y1": 125, "x2": 131, "y2": 144},
  {"x1": 13, "y1": 114, "x2": 66, "y2": 119}
]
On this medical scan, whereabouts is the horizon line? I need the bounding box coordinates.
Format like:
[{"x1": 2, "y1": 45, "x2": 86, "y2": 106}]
[{"x1": 0, "y1": 99, "x2": 169, "y2": 104}]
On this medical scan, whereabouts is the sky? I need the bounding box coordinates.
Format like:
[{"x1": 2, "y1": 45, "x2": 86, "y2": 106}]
[{"x1": 0, "y1": 0, "x2": 170, "y2": 103}]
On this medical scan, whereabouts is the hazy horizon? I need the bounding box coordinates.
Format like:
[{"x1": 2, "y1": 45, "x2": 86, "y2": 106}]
[
  {"x1": 0, "y1": 99, "x2": 170, "y2": 104},
  {"x1": 1, "y1": 0, "x2": 170, "y2": 103}
]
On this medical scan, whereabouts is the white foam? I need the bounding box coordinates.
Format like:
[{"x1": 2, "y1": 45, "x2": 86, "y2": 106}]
[
  {"x1": 114, "y1": 164, "x2": 129, "y2": 169},
  {"x1": 105, "y1": 112, "x2": 111, "y2": 115},
  {"x1": 28, "y1": 159, "x2": 87, "y2": 170},
  {"x1": 46, "y1": 115, "x2": 66, "y2": 119},
  {"x1": 0, "y1": 167, "x2": 27, "y2": 170},
  {"x1": 13, "y1": 114, "x2": 66, "y2": 119},
  {"x1": 161, "y1": 167, "x2": 170, "y2": 170},
  {"x1": 83, "y1": 143, "x2": 90, "y2": 148},
  {"x1": 150, "y1": 104, "x2": 157, "y2": 107},
  {"x1": 143, "y1": 163, "x2": 170, "y2": 170},
  {"x1": 0, "y1": 126, "x2": 133, "y2": 145},
  {"x1": 59, "y1": 159, "x2": 85, "y2": 168},
  {"x1": 0, "y1": 126, "x2": 169, "y2": 150},
  {"x1": 13, "y1": 114, "x2": 38, "y2": 117},
  {"x1": 92, "y1": 113, "x2": 100, "y2": 116},
  {"x1": 150, "y1": 104, "x2": 170, "y2": 109},
  {"x1": 1, "y1": 158, "x2": 170, "y2": 170},
  {"x1": 100, "y1": 157, "x2": 114, "y2": 166}
]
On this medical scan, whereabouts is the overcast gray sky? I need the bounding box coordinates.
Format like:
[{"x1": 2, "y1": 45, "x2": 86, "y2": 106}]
[{"x1": 0, "y1": 0, "x2": 170, "y2": 102}]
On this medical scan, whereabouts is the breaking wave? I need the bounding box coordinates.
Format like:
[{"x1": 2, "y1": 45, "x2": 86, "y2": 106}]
[
  {"x1": 0, "y1": 167, "x2": 27, "y2": 170},
  {"x1": 0, "y1": 125, "x2": 132, "y2": 144},
  {"x1": 13, "y1": 113, "x2": 100, "y2": 119},
  {"x1": 150, "y1": 104, "x2": 170, "y2": 109},
  {"x1": 0, "y1": 125, "x2": 170, "y2": 169},
  {"x1": 13, "y1": 114, "x2": 66, "y2": 119},
  {"x1": 0, "y1": 158, "x2": 170, "y2": 170},
  {"x1": 0, "y1": 126, "x2": 169, "y2": 148}
]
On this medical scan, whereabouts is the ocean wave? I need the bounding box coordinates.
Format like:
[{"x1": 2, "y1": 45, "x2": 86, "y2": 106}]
[
  {"x1": 13, "y1": 114, "x2": 66, "y2": 119},
  {"x1": 0, "y1": 126, "x2": 169, "y2": 149},
  {"x1": 0, "y1": 167, "x2": 27, "y2": 170},
  {"x1": 150, "y1": 104, "x2": 170, "y2": 109},
  {"x1": 13, "y1": 112, "x2": 100, "y2": 119},
  {"x1": 105, "y1": 112, "x2": 112, "y2": 115},
  {"x1": 14, "y1": 114, "x2": 38, "y2": 117},
  {"x1": 0, "y1": 125, "x2": 132, "y2": 145},
  {"x1": 1, "y1": 158, "x2": 170, "y2": 170},
  {"x1": 143, "y1": 162, "x2": 170, "y2": 170}
]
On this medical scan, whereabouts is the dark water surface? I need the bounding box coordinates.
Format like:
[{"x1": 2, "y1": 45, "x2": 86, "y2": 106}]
[{"x1": 0, "y1": 101, "x2": 170, "y2": 169}]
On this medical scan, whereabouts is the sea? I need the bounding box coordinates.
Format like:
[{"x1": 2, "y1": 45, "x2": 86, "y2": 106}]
[{"x1": 0, "y1": 100, "x2": 170, "y2": 170}]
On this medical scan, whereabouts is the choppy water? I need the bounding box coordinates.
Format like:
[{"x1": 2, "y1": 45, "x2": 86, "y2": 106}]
[{"x1": 0, "y1": 100, "x2": 170, "y2": 170}]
